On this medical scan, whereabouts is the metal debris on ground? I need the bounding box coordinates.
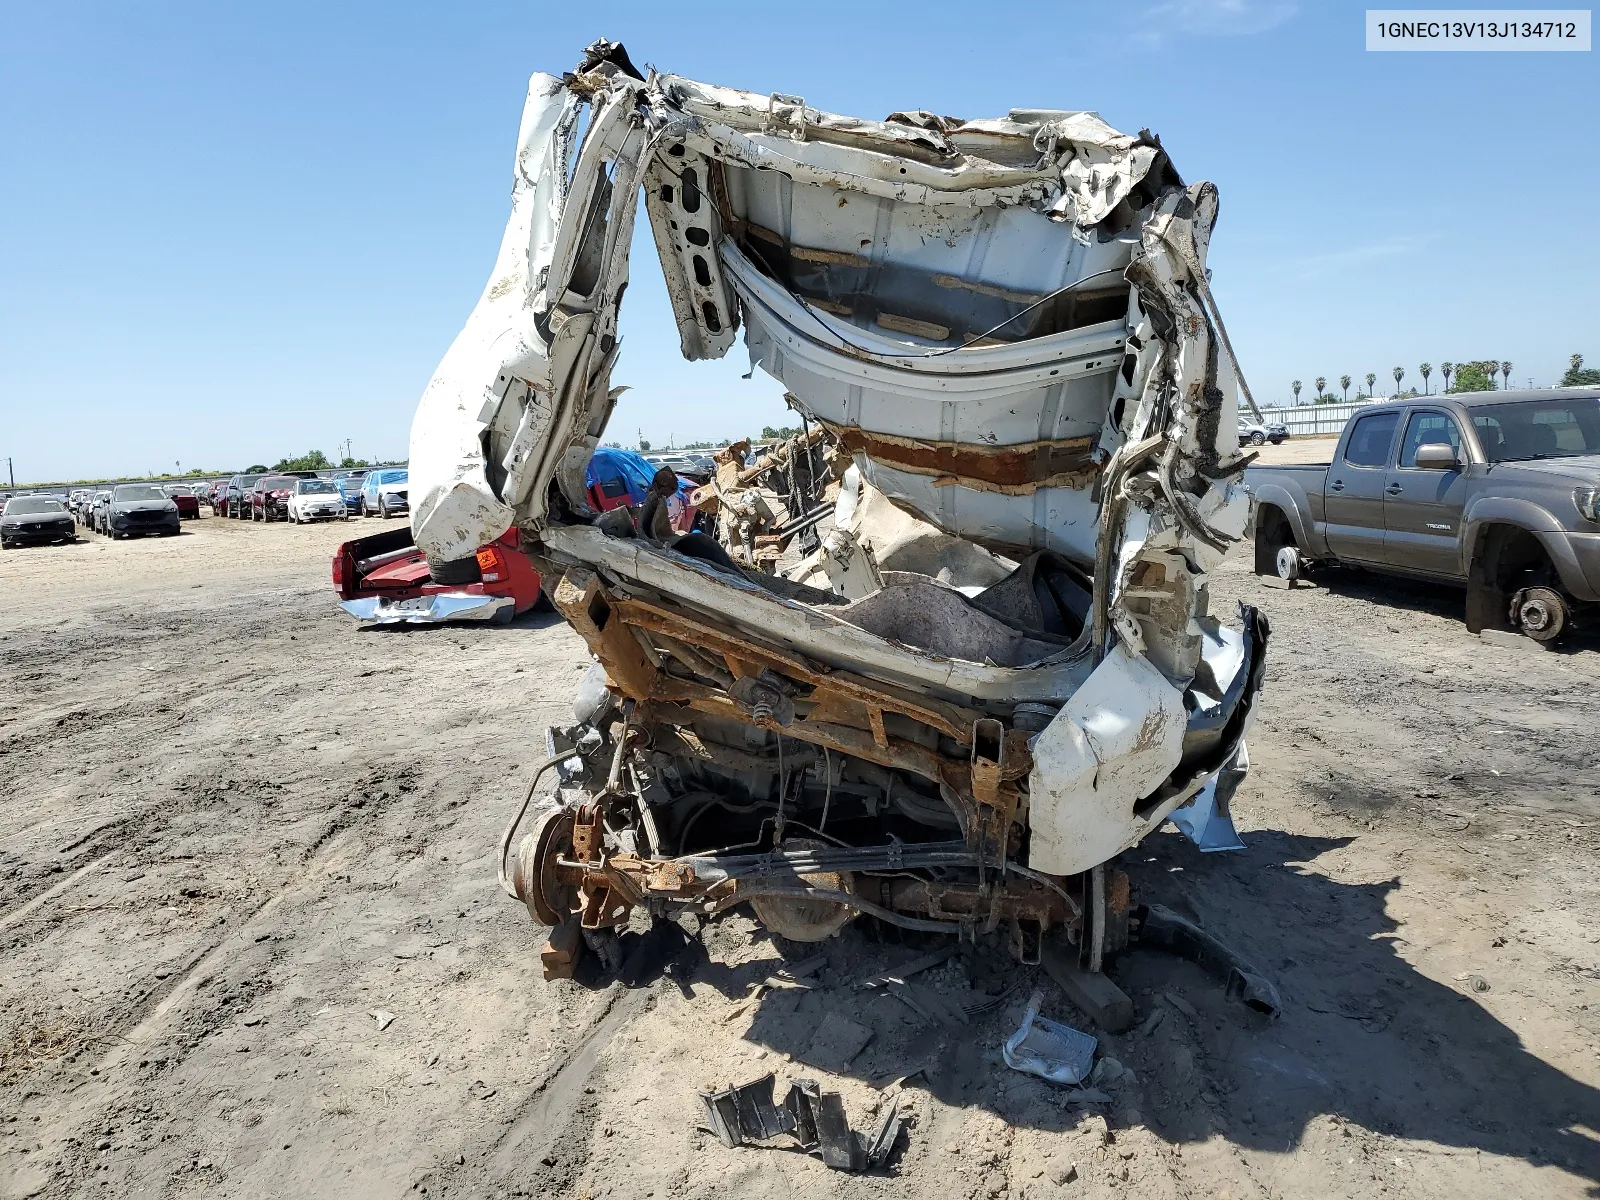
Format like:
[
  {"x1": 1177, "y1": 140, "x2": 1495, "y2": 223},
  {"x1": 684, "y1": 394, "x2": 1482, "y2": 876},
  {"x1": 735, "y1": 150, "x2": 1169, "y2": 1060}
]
[
  {"x1": 721, "y1": 954, "x2": 829, "y2": 1023},
  {"x1": 801, "y1": 1012, "x2": 875, "y2": 1072},
  {"x1": 1001, "y1": 989, "x2": 1098, "y2": 1086},
  {"x1": 698, "y1": 1072, "x2": 905, "y2": 1171},
  {"x1": 852, "y1": 949, "x2": 954, "y2": 991},
  {"x1": 1137, "y1": 905, "x2": 1282, "y2": 1019}
]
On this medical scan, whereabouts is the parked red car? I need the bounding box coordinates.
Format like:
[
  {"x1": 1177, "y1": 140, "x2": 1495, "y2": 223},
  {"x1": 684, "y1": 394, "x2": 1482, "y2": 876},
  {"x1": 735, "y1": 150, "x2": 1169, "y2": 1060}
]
[
  {"x1": 249, "y1": 475, "x2": 297, "y2": 521},
  {"x1": 162, "y1": 484, "x2": 200, "y2": 519}
]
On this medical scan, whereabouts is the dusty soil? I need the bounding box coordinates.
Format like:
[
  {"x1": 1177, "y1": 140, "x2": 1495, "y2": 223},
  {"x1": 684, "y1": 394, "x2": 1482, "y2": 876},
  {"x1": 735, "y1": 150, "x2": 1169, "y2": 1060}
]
[
  {"x1": 1246, "y1": 435, "x2": 1339, "y2": 466},
  {"x1": 1, "y1": 512, "x2": 1597, "y2": 1199}
]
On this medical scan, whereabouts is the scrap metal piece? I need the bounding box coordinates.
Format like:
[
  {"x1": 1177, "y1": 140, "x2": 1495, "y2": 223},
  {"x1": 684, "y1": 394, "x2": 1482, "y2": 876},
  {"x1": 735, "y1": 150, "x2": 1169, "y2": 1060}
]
[
  {"x1": 702, "y1": 1075, "x2": 880, "y2": 1171},
  {"x1": 699, "y1": 1073, "x2": 796, "y2": 1147},
  {"x1": 1002, "y1": 989, "x2": 1098, "y2": 1085},
  {"x1": 1167, "y1": 740, "x2": 1248, "y2": 852},
  {"x1": 863, "y1": 1099, "x2": 903, "y2": 1168},
  {"x1": 1137, "y1": 903, "x2": 1282, "y2": 1019},
  {"x1": 784, "y1": 1079, "x2": 863, "y2": 1171}
]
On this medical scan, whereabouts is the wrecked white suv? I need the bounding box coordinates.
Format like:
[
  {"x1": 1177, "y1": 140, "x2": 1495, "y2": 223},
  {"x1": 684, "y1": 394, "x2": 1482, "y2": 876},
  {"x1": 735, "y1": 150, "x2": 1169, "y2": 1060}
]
[{"x1": 408, "y1": 41, "x2": 1267, "y2": 977}]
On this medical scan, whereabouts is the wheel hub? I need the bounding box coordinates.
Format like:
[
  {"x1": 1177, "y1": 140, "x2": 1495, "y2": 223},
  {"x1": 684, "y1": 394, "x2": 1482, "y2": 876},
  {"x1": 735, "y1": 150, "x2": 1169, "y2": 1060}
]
[
  {"x1": 1275, "y1": 545, "x2": 1301, "y2": 582},
  {"x1": 1512, "y1": 586, "x2": 1566, "y2": 642}
]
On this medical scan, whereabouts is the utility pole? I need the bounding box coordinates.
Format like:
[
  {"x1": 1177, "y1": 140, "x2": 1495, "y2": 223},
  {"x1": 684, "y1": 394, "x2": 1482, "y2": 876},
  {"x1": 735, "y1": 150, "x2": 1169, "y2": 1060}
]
[{"x1": 5, "y1": 457, "x2": 13, "y2": 488}]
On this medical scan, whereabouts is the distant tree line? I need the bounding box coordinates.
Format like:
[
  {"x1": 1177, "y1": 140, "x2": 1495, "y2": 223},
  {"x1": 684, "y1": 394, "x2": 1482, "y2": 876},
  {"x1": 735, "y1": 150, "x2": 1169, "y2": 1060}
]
[{"x1": 1282, "y1": 356, "x2": 1588, "y2": 404}]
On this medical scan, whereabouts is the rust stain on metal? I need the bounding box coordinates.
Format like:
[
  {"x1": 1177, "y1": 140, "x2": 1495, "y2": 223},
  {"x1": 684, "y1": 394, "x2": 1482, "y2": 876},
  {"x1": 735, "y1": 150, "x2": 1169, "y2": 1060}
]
[{"x1": 826, "y1": 422, "x2": 1100, "y2": 491}]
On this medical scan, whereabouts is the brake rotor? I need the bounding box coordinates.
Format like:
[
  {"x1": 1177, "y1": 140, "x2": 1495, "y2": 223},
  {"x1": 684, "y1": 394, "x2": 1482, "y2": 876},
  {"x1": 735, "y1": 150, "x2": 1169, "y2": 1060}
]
[
  {"x1": 1275, "y1": 545, "x2": 1301, "y2": 582},
  {"x1": 1512, "y1": 586, "x2": 1567, "y2": 643},
  {"x1": 510, "y1": 805, "x2": 579, "y2": 927},
  {"x1": 748, "y1": 838, "x2": 857, "y2": 942}
]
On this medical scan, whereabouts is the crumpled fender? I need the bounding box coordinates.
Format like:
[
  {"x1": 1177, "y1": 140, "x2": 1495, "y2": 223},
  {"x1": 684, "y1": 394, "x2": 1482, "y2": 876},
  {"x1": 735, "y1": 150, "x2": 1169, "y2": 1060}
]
[{"x1": 1025, "y1": 643, "x2": 1188, "y2": 876}]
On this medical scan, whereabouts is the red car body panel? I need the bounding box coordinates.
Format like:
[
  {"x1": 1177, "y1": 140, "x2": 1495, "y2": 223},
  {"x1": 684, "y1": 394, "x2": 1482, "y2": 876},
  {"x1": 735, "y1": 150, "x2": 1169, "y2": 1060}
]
[{"x1": 332, "y1": 526, "x2": 542, "y2": 618}]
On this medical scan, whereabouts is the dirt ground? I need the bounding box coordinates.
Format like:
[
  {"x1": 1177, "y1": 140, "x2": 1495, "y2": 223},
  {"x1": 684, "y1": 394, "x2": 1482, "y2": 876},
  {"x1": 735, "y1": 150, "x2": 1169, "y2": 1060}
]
[{"x1": 1, "y1": 510, "x2": 1597, "y2": 1200}]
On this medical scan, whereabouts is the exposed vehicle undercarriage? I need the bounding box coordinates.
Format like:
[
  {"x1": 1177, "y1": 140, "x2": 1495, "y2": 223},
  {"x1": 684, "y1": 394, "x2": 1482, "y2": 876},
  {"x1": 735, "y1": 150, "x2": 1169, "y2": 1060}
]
[{"x1": 408, "y1": 39, "x2": 1268, "y2": 978}]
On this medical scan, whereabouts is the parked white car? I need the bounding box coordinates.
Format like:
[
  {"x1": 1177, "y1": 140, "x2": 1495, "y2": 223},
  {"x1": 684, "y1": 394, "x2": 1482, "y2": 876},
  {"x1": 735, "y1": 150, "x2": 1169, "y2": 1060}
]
[
  {"x1": 1238, "y1": 420, "x2": 1289, "y2": 446},
  {"x1": 286, "y1": 478, "x2": 349, "y2": 523}
]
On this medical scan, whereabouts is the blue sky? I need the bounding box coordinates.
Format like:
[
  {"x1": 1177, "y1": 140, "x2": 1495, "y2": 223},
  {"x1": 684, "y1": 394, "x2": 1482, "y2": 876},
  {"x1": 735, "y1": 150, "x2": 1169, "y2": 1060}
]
[{"x1": 1, "y1": 1, "x2": 1594, "y2": 481}]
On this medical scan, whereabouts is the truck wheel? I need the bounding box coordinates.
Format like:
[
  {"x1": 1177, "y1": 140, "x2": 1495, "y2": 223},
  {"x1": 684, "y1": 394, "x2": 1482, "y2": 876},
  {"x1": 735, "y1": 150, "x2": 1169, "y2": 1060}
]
[
  {"x1": 1250, "y1": 431, "x2": 1266, "y2": 446},
  {"x1": 1275, "y1": 545, "x2": 1302, "y2": 582},
  {"x1": 1512, "y1": 586, "x2": 1567, "y2": 643}
]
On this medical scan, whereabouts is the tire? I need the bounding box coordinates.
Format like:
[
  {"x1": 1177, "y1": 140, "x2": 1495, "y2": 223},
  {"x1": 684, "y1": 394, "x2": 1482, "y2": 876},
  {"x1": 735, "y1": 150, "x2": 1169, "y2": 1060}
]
[{"x1": 1249, "y1": 431, "x2": 1266, "y2": 446}]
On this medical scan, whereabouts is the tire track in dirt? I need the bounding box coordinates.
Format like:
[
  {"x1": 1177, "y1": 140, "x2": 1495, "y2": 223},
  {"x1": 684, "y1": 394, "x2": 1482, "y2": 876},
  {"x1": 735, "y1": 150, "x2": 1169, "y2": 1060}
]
[
  {"x1": 429, "y1": 983, "x2": 658, "y2": 1194},
  {"x1": 0, "y1": 850, "x2": 121, "y2": 935},
  {"x1": 15, "y1": 823, "x2": 374, "y2": 1191}
]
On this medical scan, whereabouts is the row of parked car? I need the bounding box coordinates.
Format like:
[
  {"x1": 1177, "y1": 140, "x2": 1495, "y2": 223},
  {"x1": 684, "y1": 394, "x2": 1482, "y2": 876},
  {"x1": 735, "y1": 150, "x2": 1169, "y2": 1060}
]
[
  {"x1": 46, "y1": 468, "x2": 412, "y2": 543},
  {"x1": 59, "y1": 484, "x2": 185, "y2": 539},
  {"x1": 203, "y1": 468, "x2": 410, "y2": 522}
]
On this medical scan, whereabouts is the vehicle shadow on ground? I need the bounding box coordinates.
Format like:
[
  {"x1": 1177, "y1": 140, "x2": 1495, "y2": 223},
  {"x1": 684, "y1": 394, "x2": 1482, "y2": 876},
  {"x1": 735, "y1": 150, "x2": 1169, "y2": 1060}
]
[
  {"x1": 1308, "y1": 567, "x2": 1600, "y2": 655},
  {"x1": 604, "y1": 827, "x2": 1599, "y2": 1188},
  {"x1": 1118, "y1": 828, "x2": 1600, "y2": 1187}
]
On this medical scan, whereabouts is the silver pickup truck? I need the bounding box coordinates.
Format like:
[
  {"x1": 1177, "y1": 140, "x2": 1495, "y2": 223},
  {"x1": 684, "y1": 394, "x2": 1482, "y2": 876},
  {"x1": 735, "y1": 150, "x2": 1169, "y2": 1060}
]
[{"x1": 1246, "y1": 389, "x2": 1600, "y2": 642}]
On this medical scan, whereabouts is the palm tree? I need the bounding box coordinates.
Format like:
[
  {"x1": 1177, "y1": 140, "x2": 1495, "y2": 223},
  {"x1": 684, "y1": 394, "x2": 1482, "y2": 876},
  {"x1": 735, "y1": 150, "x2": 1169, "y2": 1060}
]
[
  {"x1": 1314, "y1": 376, "x2": 1326, "y2": 400},
  {"x1": 1365, "y1": 372, "x2": 1377, "y2": 398},
  {"x1": 1392, "y1": 366, "x2": 1405, "y2": 395},
  {"x1": 1441, "y1": 361, "x2": 1454, "y2": 392},
  {"x1": 1340, "y1": 374, "x2": 1351, "y2": 402},
  {"x1": 1500, "y1": 361, "x2": 1512, "y2": 390},
  {"x1": 1292, "y1": 379, "x2": 1302, "y2": 405},
  {"x1": 1420, "y1": 362, "x2": 1432, "y2": 394},
  {"x1": 1573, "y1": 354, "x2": 1585, "y2": 375}
]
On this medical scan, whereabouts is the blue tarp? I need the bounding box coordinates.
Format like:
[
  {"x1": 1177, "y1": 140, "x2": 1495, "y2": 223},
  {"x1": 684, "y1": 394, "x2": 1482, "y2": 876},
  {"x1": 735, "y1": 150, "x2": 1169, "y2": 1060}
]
[{"x1": 586, "y1": 447, "x2": 698, "y2": 512}]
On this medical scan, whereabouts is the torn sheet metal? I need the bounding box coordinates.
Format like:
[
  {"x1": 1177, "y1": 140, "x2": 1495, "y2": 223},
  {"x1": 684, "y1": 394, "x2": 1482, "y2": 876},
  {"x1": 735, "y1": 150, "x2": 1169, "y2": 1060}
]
[
  {"x1": 699, "y1": 1073, "x2": 899, "y2": 1171},
  {"x1": 1002, "y1": 989, "x2": 1099, "y2": 1085},
  {"x1": 1168, "y1": 741, "x2": 1248, "y2": 852},
  {"x1": 429, "y1": 40, "x2": 1270, "y2": 975}
]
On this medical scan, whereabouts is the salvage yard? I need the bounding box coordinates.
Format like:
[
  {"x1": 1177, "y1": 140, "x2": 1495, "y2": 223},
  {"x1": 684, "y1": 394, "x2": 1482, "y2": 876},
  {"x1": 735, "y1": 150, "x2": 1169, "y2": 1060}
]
[{"x1": 1, "y1": 514, "x2": 1597, "y2": 1200}]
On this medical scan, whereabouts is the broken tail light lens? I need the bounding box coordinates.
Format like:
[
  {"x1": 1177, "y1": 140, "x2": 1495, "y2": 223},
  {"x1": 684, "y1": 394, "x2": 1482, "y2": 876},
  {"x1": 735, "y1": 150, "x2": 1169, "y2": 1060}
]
[{"x1": 475, "y1": 545, "x2": 504, "y2": 583}]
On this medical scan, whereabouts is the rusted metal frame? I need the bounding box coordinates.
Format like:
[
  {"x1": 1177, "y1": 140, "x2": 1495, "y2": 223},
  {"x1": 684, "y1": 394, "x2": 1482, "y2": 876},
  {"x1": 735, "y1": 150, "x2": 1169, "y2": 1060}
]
[
  {"x1": 875, "y1": 877, "x2": 1069, "y2": 929},
  {"x1": 660, "y1": 685, "x2": 954, "y2": 788},
  {"x1": 610, "y1": 595, "x2": 980, "y2": 744},
  {"x1": 551, "y1": 568, "x2": 661, "y2": 700},
  {"x1": 735, "y1": 422, "x2": 829, "y2": 487},
  {"x1": 646, "y1": 684, "x2": 986, "y2": 843}
]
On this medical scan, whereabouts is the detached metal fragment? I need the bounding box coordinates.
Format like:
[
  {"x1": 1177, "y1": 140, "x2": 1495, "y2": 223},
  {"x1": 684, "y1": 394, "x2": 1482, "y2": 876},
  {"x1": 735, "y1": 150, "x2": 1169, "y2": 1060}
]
[
  {"x1": 429, "y1": 38, "x2": 1271, "y2": 981},
  {"x1": 698, "y1": 1073, "x2": 902, "y2": 1171},
  {"x1": 1137, "y1": 904, "x2": 1282, "y2": 1019}
]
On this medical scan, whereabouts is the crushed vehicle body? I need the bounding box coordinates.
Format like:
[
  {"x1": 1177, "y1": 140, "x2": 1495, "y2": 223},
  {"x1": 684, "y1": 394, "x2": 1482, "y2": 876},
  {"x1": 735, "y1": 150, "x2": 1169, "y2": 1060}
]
[{"x1": 407, "y1": 40, "x2": 1267, "y2": 974}]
